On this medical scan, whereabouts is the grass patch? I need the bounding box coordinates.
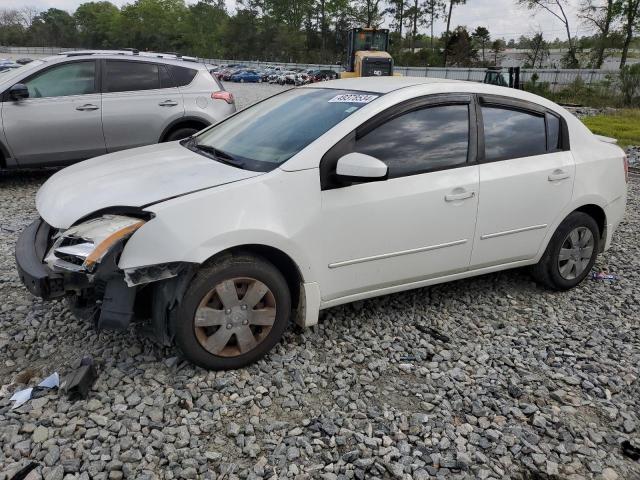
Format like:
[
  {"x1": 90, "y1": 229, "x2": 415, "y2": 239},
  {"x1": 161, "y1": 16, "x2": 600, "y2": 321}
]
[{"x1": 582, "y1": 109, "x2": 640, "y2": 147}]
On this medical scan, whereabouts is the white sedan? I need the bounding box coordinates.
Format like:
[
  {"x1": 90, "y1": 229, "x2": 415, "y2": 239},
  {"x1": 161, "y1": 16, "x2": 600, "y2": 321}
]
[{"x1": 16, "y1": 77, "x2": 628, "y2": 370}]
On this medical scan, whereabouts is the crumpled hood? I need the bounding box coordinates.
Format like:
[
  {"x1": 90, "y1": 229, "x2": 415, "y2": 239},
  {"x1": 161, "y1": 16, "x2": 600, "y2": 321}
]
[{"x1": 36, "y1": 142, "x2": 263, "y2": 229}]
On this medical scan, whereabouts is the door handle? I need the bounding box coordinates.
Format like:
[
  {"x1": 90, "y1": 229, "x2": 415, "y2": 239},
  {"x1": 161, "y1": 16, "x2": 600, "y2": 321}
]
[
  {"x1": 548, "y1": 169, "x2": 570, "y2": 182},
  {"x1": 75, "y1": 104, "x2": 99, "y2": 111},
  {"x1": 445, "y1": 190, "x2": 475, "y2": 202},
  {"x1": 158, "y1": 100, "x2": 178, "y2": 107}
]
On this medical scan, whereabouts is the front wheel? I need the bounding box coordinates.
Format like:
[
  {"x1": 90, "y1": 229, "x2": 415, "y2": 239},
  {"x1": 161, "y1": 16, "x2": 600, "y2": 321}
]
[
  {"x1": 530, "y1": 212, "x2": 600, "y2": 290},
  {"x1": 174, "y1": 253, "x2": 291, "y2": 370}
]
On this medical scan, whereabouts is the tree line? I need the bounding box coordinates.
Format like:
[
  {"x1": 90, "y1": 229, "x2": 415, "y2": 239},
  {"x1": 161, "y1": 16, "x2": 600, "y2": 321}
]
[{"x1": 0, "y1": 0, "x2": 639, "y2": 68}]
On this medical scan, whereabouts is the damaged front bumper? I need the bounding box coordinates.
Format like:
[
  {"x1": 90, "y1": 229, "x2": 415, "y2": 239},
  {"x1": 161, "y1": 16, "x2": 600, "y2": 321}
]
[
  {"x1": 15, "y1": 219, "x2": 89, "y2": 299},
  {"x1": 15, "y1": 217, "x2": 195, "y2": 340}
]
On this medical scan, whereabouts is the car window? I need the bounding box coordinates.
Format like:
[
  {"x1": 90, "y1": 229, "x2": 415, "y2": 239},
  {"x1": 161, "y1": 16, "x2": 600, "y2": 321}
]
[
  {"x1": 193, "y1": 88, "x2": 377, "y2": 171},
  {"x1": 25, "y1": 61, "x2": 96, "y2": 98},
  {"x1": 546, "y1": 112, "x2": 561, "y2": 151},
  {"x1": 355, "y1": 104, "x2": 470, "y2": 178},
  {"x1": 482, "y1": 106, "x2": 547, "y2": 161},
  {"x1": 105, "y1": 60, "x2": 160, "y2": 93},
  {"x1": 166, "y1": 65, "x2": 198, "y2": 87}
]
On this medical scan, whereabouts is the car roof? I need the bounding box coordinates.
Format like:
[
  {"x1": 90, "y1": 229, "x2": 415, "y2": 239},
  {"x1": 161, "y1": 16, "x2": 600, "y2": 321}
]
[{"x1": 40, "y1": 50, "x2": 208, "y2": 69}]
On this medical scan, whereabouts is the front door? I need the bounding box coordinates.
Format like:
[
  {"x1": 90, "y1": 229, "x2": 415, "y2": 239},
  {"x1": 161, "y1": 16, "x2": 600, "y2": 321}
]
[
  {"x1": 3, "y1": 60, "x2": 105, "y2": 166},
  {"x1": 319, "y1": 97, "x2": 480, "y2": 302}
]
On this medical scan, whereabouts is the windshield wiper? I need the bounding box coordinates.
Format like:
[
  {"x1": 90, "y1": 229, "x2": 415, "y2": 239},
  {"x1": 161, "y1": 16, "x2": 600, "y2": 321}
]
[{"x1": 191, "y1": 142, "x2": 245, "y2": 169}]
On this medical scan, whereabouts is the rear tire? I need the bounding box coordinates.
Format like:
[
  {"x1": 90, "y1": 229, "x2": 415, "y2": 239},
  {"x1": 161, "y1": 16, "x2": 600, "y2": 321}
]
[
  {"x1": 174, "y1": 253, "x2": 291, "y2": 370},
  {"x1": 530, "y1": 212, "x2": 600, "y2": 290},
  {"x1": 164, "y1": 127, "x2": 200, "y2": 142}
]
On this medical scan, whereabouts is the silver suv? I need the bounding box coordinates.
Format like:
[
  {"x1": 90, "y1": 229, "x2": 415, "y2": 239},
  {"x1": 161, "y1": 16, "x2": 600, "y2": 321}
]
[{"x1": 0, "y1": 50, "x2": 236, "y2": 169}]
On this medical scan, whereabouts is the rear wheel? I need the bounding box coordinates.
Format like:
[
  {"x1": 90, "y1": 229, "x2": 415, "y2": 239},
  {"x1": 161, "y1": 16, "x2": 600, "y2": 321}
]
[
  {"x1": 174, "y1": 254, "x2": 291, "y2": 370},
  {"x1": 530, "y1": 212, "x2": 600, "y2": 290}
]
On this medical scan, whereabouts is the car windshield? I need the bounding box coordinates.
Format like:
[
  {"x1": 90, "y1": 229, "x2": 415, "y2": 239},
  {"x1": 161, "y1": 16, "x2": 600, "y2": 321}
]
[{"x1": 190, "y1": 88, "x2": 379, "y2": 171}]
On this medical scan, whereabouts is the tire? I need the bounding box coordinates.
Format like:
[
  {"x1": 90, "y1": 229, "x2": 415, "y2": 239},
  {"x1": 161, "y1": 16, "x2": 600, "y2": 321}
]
[
  {"x1": 164, "y1": 127, "x2": 200, "y2": 142},
  {"x1": 174, "y1": 253, "x2": 292, "y2": 370},
  {"x1": 530, "y1": 212, "x2": 600, "y2": 290}
]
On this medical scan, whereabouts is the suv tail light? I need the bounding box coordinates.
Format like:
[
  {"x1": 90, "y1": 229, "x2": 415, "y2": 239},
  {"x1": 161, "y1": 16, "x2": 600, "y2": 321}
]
[
  {"x1": 212, "y1": 91, "x2": 234, "y2": 104},
  {"x1": 623, "y1": 154, "x2": 629, "y2": 183}
]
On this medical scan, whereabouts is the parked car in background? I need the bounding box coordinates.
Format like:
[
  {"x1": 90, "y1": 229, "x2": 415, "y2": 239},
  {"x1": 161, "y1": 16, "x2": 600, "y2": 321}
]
[
  {"x1": 0, "y1": 50, "x2": 236, "y2": 169},
  {"x1": 312, "y1": 69, "x2": 339, "y2": 82},
  {"x1": 16, "y1": 58, "x2": 34, "y2": 65},
  {"x1": 16, "y1": 77, "x2": 628, "y2": 370},
  {"x1": 0, "y1": 62, "x2": 21, "y2": 74},
  {"x1": 221, "y1": 66, "x2": 247, "y2": 81},
  {"x1": 231, "y1": 69, "x2": 263, "y2": 83}
]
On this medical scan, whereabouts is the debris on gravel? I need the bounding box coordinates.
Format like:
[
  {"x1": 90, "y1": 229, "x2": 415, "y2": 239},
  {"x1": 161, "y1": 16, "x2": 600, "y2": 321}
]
[{"x1": 1, "y1": 84, "x2": 639, "y2": 479}]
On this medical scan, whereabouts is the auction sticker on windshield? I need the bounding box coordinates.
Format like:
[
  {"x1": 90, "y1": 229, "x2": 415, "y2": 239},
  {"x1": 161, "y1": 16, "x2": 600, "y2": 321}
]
[{"x1": 328, "y1": 93, "x2": 378, "y2": 103}]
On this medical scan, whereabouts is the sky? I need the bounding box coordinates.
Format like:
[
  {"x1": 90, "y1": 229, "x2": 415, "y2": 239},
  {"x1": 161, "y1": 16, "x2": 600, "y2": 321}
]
[{"x1": 2, "y1": 0, "x2": 590, "y2": 42}]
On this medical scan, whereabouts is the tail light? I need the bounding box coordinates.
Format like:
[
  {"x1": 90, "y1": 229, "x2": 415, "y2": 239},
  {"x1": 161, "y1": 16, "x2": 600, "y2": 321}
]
[
  {"x1": 623, "y1": 154, "x2": 629, "y2": 183},
  {"x1": 212, "y1": 91, "x2": 234, "y2": 104}
]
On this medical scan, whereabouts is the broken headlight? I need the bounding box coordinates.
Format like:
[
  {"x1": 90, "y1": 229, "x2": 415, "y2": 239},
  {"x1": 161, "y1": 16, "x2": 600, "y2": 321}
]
[{"x1": 45, "y1": 215, "x2": 145, "y2": 273}]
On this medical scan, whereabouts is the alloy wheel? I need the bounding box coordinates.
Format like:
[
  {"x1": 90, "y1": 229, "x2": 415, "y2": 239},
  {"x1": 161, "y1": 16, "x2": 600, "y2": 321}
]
[
  {"x1": 558, "y1": 226, "x2": 594, "y2": 280},
  {"x1": 194, "y1": 277, "x2": 276, "y2": 357}
]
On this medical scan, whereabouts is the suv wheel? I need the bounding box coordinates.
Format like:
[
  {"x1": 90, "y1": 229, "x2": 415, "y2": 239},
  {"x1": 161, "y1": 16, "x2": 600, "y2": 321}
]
[
  {"x1": 174, "y1": 253, "x2": 291, "y2": 370},
  {"x1": 165, "y1": 127, "x2": 200, "y2": 142},
  {"x1": 530, "y1": 212, "x2": 600, "y2": 290}
]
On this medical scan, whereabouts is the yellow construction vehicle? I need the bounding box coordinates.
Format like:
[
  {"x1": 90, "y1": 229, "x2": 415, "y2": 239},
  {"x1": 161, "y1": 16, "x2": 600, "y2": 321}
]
[{"x1": 340, "y1": 28, "x2": 397, "y2": 78}]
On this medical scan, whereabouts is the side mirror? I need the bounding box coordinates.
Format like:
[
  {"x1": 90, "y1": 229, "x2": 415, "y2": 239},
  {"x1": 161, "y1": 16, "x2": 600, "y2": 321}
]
[
  {"x1": 9, "y1": 83, "x2": 29, "y2": 101},
  {"x1": 336, "y1": 152, "x2": 388, "y2": 182}
]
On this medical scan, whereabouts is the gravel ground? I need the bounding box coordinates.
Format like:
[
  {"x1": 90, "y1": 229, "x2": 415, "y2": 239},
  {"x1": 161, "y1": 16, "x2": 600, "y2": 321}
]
[{"x1": 1, "y1": 84, "x2": 639, "y2": 480}]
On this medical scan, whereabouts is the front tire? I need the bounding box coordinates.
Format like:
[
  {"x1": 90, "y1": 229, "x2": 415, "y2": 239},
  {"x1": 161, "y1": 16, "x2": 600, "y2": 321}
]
[
  {"x1": 530, "y1": 212, "x2": 600, "y2": 290},
  {"x1": 174, "y1": 253, "x2": 291, "y2": 370},
  {"x1": 165, "y1": 127, "x2": 199, "y2": 142}
]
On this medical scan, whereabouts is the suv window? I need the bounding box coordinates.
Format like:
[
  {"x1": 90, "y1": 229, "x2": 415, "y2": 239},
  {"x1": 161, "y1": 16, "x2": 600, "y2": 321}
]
[
  {"x1": 25, "y1": 61, "x2": 96, "y2": 98},
  {"x1": 355, "y1": 104, "x2": 469, "y2": 178},
  {"x1": 105, "y1": 60, "x2": 162, "y2": 93},
  {"x1": 166, "y1": 65, "x2": 197, "y2": 87},
  {"x1": 482, "y1": 106, "x2": 547, "y2": 161}
]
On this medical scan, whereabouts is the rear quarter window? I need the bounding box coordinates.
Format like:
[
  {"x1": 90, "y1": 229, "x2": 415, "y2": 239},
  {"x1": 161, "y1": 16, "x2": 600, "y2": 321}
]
[{"x1": 166, "y1": 65, "x2": 198, "y2": 87}]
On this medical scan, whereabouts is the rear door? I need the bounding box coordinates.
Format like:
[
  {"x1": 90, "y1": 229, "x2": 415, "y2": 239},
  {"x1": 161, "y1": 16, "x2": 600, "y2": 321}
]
[
  {"x1": 101, "y1": 59, "x2": 185, "y2": 152},
  {"x1": 470, "y1": 96, "x2": 575, "y2": 268},
  {"x1": 3, "y1": 59, "x2": 105, "y2": 166}
]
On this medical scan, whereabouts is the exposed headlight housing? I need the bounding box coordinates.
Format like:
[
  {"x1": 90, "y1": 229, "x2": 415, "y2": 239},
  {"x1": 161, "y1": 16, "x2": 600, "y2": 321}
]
[{"x1": 45, "y1": 215, "x2": 145, "y2": 273}]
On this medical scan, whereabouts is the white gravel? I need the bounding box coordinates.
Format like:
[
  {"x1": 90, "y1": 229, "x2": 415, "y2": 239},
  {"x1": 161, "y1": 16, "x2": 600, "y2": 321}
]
[{"x1": 1, "y1": 84, "x2": 639, "y2": 480}]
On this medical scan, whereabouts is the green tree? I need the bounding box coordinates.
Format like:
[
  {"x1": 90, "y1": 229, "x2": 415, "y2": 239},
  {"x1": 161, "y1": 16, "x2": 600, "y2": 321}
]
[
  {"x1": 444, "y1": 25, "x2": 477, "y2": 66},
  {"x1": 74, "y1": 2, "x2": 121, "y2": 48},
  {"x1": 29, "y1": 8, "x2": 77, "y2": 47},
  {"x1": 619, "y1": 0, "x2": 640, "y2": 67},
  {"x1": 521, "y1": 32, "x2": 549, "y2": 67},
  {"x1": 442, "y1": 0, "x2": 466, "y2": 66},
  {"x1": 119, "y1": 0, "x2": 189, "y2": 52},
  {"x1": 0, "y1": 9, "x2": 27, "y2": 46},
  {"x1": 579, "y1": 0, "x2": 622, "y2": 68},
  {"x1": 183, "y1": 0, "x2": 228, "y2": 58},
  {"x1": 471, "y1": 26, "x2": 490, "y2": 62},
  {"x1": 490, "y1": 38, "x2": 506, "y2": 64},
  {"x1": 517, "y1": 0, "x2": 579, "y2": 68}
]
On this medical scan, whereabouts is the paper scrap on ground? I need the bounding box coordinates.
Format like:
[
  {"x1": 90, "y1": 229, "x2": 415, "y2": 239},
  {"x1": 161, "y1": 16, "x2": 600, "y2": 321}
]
[{"x1": 9, "y1": 372, "x2": 60, "y2": 409}]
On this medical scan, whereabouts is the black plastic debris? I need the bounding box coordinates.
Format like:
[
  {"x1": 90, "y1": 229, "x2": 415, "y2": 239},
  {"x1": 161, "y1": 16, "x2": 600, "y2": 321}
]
[
  {"x1": 621, "y1": 440, "x2": 640, "y2": 461},
  {"x1": 60, "y1": 356, "x2": 98, "y2": 401},
  {"x1": 9, "y1": 462, "x2": 39, "y2": 480},
  {"x1": 415, "y1": 324, "x2": 450, "y2": 343}
]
